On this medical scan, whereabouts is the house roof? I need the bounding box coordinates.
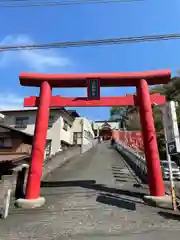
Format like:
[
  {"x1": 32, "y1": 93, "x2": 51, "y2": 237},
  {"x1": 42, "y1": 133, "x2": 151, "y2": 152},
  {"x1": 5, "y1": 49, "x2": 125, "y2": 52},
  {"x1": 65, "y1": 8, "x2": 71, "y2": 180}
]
[
  {"x1": 0, "y1": 123, "x2": 51, "y2": 142},
  {"x1": 95, "y1": 120, "x2": 119, "y2": 123},
  {"x1": 0, "y1": 123, "x2": 34, "y2": 139},
  {"x1": 0, "y1": 153, "x2": 30, "y2": 163},
  {"x1": 67, "y1": 110, "x2": 80, "y2": 118},
  {"x1": 101, "y1": 121, "x2": 111, "y2": 128},
  {"x1": 0, "y1": 107, "x2": 75, "y2": 120},
  {"x1": 0, "y1": 107, "x2": 63, "y2": 112}
]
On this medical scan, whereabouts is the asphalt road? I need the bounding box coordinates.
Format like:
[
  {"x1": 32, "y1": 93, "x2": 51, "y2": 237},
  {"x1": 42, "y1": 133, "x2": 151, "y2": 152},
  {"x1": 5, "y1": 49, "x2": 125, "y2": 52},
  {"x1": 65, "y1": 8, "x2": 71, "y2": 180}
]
[{"x1": 0, "y1": 142, "x2": 180, "y2": 239}]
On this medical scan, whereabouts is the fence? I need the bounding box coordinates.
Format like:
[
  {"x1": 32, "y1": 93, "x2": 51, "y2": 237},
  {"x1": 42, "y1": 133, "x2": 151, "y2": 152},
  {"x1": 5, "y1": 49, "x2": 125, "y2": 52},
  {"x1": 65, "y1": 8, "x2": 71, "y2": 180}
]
[
  {"x1": 112, "y1": 130, "x2": 144, "y2": 153},
  {"x1": 114, "y1": 140, "x2": 148, "y2": 183}
]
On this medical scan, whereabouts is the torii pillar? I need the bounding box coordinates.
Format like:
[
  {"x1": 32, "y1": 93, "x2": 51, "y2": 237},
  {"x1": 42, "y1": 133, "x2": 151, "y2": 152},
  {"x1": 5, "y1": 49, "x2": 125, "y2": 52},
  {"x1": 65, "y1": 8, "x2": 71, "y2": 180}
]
[
  {"x1": 16, "y1": 81, "x2": 52, "y2": 208},
  {"x1": 137, "y1": 79, "x2": 164, "y2": 196},
  {"x1": 15, "y1": 70, "x2": 171, "y2": 209}
]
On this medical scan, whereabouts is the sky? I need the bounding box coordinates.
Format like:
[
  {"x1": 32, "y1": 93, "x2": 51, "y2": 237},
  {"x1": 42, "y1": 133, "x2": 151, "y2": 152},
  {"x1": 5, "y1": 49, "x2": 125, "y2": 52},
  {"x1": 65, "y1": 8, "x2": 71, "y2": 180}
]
[{"x1": 0, "y1": 0, "x2": 180, "y2": 120}]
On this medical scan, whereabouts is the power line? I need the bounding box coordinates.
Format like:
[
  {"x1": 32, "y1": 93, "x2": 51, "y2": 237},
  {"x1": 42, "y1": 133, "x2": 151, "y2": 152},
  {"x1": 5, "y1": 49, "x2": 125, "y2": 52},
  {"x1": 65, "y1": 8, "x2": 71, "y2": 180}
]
[
  {"x1": 0, "y1": 0, "x2": 144, "y2": 8},
  {"x1": 0, "y1": 0, "x2": 142, "y2": 2},
  {"x1": 0, "y1": 33, "x2": 179, "y2": 52},
  {"x1": 0, "y1": 0, "x2": 30, "y2": 2}
]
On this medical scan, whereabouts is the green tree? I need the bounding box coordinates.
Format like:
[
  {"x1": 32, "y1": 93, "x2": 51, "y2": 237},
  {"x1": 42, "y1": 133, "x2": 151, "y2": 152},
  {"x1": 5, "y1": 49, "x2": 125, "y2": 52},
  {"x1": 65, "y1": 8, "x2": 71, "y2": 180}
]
[
  {"x1": 150, "y1": 77, "x2": 180, "y2": 159},
  {"x1": 109, "y1": 76, "x2": 180, "y2": 159},
  {"x1": 110, "y1": 107, "x2": 127, "y2": 120}
]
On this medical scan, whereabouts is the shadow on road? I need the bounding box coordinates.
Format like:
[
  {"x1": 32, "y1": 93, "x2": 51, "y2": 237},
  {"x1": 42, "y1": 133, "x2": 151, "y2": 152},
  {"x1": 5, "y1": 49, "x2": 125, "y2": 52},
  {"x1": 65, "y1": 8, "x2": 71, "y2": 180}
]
[
  {"x1": 41, "y1": 180, "x2": 96, "y2": 187},
  {"x1": 115, "y1": 179, "x2": 128, "y2": 182},
  {"x1": 158, "y1": 211, "x2": 180, "y2": 221},
  {"x1": 41, "y1": 180, "x2": 145, "y2": 199},
  {"x1": 96, "y1": 193, "x2": 136, "y2": 210}
]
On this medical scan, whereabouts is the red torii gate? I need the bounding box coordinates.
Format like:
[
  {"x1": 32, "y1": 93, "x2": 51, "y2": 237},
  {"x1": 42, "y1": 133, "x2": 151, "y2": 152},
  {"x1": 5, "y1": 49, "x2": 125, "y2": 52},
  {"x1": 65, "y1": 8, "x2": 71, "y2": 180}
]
[{"x1": 16, "y1": 70, "x2": 171, "y2": 209}]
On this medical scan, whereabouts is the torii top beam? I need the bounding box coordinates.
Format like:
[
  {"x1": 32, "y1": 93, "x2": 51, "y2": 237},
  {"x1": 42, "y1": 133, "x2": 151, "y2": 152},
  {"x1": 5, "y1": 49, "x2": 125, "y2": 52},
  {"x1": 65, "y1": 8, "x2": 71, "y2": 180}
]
[{"x1": 19, "y1": 70, "x2": 171, "y2": 88}]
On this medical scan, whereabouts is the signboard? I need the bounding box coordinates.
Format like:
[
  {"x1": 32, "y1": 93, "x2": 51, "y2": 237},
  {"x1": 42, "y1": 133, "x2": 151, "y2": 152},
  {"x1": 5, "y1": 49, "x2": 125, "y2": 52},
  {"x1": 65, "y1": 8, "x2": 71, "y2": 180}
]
[
  {"x1": 87, "y1": 79, "x2": 100, "y2": 100},
  {"x1": 162, "y1": 101, "x2": 180, "y2": 155},
  {"x1": 167, "y1": 140, "x2": 178, "y2": 155}
]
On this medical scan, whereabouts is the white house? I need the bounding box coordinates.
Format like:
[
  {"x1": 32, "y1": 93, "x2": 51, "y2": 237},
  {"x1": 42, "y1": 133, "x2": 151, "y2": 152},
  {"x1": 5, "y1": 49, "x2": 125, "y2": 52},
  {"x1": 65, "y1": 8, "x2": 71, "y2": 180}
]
[
  {"x1": 71, "y1": 117, "x2": 95, "y2": 146},
  {"x1": 0, "y1": 107, "x2": 76, "y2": 156},
  {"x1": 0, "y1": 108, "x2": 95, "y2": 157}
]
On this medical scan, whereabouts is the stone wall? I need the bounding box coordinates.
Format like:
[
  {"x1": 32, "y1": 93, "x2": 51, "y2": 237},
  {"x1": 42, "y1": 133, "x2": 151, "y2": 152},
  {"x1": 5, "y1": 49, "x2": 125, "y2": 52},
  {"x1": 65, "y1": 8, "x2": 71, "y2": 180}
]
[{"x1": 42, "y1": 146, "x2": 81, "y2": 179}]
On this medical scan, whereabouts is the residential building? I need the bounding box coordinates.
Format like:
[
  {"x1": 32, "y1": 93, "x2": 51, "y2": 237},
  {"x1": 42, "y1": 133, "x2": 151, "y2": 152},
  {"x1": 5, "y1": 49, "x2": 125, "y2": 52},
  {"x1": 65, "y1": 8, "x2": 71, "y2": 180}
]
[
  {"x1": 0, "y1": 123, "x2": 35, "y2": 178},
  {"x1": 71, "y1": 117, "x2": 95, "y2": 146},
  {"x1": 0, "y1": 123, "x2": 33, "y2": 155},
  {"x1": 0, "y1": 107, "x2": 76, "y2": 156}
]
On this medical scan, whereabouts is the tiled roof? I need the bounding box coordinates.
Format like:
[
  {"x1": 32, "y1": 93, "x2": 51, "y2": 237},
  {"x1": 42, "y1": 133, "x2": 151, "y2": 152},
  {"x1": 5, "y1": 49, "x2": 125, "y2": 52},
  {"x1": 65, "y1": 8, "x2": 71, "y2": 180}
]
[{"x1": 0, "y1": 153, "x2": 30, "y2": 163}]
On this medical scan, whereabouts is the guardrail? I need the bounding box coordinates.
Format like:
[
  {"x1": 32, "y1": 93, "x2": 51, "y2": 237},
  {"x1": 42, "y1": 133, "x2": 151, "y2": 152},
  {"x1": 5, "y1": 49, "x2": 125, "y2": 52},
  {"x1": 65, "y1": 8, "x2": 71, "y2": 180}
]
[{"x1": 114, "y1": 140, "x2": 148, "y2": 183}]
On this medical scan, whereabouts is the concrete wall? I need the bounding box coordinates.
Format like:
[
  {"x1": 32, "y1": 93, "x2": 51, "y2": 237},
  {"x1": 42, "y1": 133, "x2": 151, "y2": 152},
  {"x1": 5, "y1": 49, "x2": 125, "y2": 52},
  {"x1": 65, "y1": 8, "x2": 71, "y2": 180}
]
[
  {"x1": 42, "y1": 146, "x2": 81, "y2": 179},
  {"x1": 59, "y1": 113, "x2": 73, "y2": 146},
  {"x1": 47, "y1": 113, "x2": 61, "y2": 155}
]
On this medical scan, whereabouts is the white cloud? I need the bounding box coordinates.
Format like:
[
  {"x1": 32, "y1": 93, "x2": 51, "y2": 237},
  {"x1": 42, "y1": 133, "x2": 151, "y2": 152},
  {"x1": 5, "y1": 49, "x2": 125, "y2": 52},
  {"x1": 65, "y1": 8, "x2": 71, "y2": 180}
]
[
  {"x1": 0, "y1": 93, "x2": 24, "y2": 110},
  {"x1": 0, "y1": 34, "x2": 71, "y2": 71}
]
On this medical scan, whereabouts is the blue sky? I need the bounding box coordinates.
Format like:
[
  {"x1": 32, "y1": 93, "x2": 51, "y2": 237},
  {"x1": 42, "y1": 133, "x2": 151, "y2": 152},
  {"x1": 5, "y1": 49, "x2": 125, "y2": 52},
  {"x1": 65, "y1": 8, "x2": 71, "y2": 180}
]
[{"x1": 0, "y1": 0, "x2": 179, "y2": 120}]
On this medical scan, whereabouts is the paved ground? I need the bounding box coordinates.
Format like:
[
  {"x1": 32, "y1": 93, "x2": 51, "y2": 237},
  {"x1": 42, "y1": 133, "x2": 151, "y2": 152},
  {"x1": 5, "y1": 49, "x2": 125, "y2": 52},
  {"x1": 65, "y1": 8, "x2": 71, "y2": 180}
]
[{"x1": 0, "y1": 142, "x2": 180, "y2": 240}]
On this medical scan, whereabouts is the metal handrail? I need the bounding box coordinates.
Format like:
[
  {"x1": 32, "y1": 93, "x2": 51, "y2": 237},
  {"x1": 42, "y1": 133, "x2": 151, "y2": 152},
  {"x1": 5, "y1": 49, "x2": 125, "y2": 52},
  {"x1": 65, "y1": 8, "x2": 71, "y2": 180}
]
[{"x1": 115, "y1": 140, "x2": 147, "y2": 177}]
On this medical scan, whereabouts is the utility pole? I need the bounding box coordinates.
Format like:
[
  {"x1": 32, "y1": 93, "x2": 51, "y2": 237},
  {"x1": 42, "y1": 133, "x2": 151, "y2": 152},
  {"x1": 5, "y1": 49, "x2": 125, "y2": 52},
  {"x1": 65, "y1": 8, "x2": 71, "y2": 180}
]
[{"x1": 80, "y1": 119, "x2": 84, "y2": 154}]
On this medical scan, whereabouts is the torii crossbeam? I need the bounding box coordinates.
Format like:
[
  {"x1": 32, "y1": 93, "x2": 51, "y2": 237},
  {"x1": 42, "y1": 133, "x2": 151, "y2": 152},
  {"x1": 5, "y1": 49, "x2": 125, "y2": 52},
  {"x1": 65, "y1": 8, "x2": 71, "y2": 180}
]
[{"x1": 24, "y1": 94, "x2": 166, "y2": 107}]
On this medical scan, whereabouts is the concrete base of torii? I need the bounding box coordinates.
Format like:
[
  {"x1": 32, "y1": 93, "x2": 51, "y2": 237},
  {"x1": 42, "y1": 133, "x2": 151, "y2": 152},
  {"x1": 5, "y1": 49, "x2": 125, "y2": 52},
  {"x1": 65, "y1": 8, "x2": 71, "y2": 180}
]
[
  {"x1": 15, "y1": 197, "x2": 45, "y2": 209},
  {"x1": 144, "y1": 195, "x2": 173, "y2": 209}
]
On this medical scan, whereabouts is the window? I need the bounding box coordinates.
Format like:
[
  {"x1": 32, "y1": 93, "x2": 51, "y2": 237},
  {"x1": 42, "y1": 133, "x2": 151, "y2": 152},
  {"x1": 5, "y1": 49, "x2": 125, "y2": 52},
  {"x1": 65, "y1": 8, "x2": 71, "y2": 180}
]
[
  {"x1": 0, "y1": 138, "x2": 12, "y2": 148},
  {"x1": 77, "y1": 132, "x2": 82, "y2": 138},
  {"x1": 0, "y1": 119, "x2": 4, "y2": 124},
  {"x1": 48, "y1": 115, "x2": 54, "y2": 128},
  {"x1": 0, "y1": 139, "x2": 4, "y2": 148},
  {"x1": 63, "y1": 120, "x2": 69, "y2": 131},
  {"x1": 84, "y1": 130, "x2": 93, "y2": 140},
  {"x1": 73, "y1": 133, "x2": 78, "y2": 144},
  {"x1": 73, "y1": 132, "x2": 82, "y2": 144},
  {"x1": 45, "y1": 141, "x2": 51, "y2": 159},
  {"x1": 15, "y1": 117, "x2": 29, "y2": 128}
]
